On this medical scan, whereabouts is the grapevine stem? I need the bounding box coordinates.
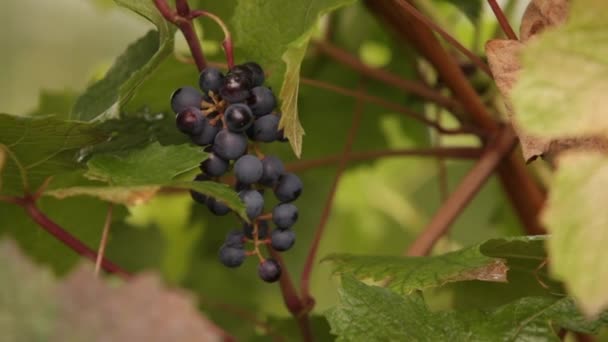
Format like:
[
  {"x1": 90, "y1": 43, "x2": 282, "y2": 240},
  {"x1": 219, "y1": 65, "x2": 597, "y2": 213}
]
[
  {"x1": 487, "y1": 0, "x2": 518, "y2": 40},
  {"x1": 190, "y1": 10, "x2": 235, "y2": 69},
  {"x1": 300, "y1": 81, "x2": 365, "y2": 303},
  {"x1": 267, "y1": 247, "x2": 313, "y2": 342},
  {"x1": 312, "y1": 40, "x2": 462, "y2": 113},
  {"x1": 301, "y1": 78, "x2": 480, "y2": 136},
  {"x1": 392, "y1": 0, "x2": 492, "y2": 77},
  {"x1": 153, "y1": 0, "x2": 207, "y2": 71},
  {"x1": 406, "y1": 126, "x2": 517, "y2": 256}
]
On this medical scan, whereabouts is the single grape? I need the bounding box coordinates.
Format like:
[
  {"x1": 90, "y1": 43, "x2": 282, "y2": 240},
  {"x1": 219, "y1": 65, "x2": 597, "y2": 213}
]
[
  {"x1": 247, "y1": 87, "x2": 276, "y2": 117},
  {"x1": 207, "y1": 197, "x2": 231, "y2": 216},
  {"x1": 220, "y1": 66, "x2": 253, "y2": 102},
  {"x1": 234, "y1": 154, "x2": 263, "y2": 184},
  {"x1": 225, "y1": 229, "x2": 245, "y2": 247},
  {"x1": 199, "y1": 67, "x2": 225, "y2": 94},
  {"x1": 271, "y1": 228, "x2": 295, "y2": 252},
  {"x1": 272, "y1": 203, "x2": 298, "y2": 229},
  {"x1": 225, "y1": 104, "x2": 254, "y2": 132},
  {"x1": 243, "y1": 220, "x2": 269, "y2": 239},
  {"x1": 190, "y1": 174, "x2": 210, "y2": 204},
  {"x1": 252, "y1": 114, "x2": 280, "y2": 142},
  {"x1": 171, "y1": 86, "x2": 202, "y2": 113},
  {"x1": 212, "y1": 129, "x2": 248, "y2": 160},
  {"x1": 219, "y1": 244, "x2": 246, "y2": 268},
  {"x1": 239, "y1": 190, "x2": 264, "y2": 219},
  {"x1": 175, "y1": 107, "x2": 204, "y2": 135},
  {"x1": 190, "y1": 119, "x2": 221, "y2": 146},
  {"x1": 274, "y1": 173, "x2": 303, "y2": 202},
  {"x1": 260, "y1": 156, "x2": 285, "y2": 186},
  {"x1": 258, "y1": 258, "x2": 281, "y2": 283},
  {"x1": 200, "y1": 153, "x2": 229, "y2": 177},
  {"x1": 242, "y1": 61, "x2": 265, "y2": 86}
]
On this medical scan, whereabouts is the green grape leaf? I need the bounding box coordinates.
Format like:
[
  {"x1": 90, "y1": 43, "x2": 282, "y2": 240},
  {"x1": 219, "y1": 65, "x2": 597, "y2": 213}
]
[
  {"x1": 512, "y1": 0, "x2": 608, "y2": 139},
  {"x1": 232, "y1": 0, "x2": 356, "y2": 157},
  {"x1": 42, "y1": 142, "x2": 247, "y2": 219},
  {"x1": 326, "y1": 277, "x2": 608, "y2": 342},
  {"x1": 0, "y1": 239, "x2": 224, "y2": 341},
  {"x1": 71, "y1": 0, "x2": 176, "y2": 121},
  {"x1": 542, "y1": 152, "x2": 608, "y2": 316},
  {"x1": 324, "y1": 236, "x2": 545, "y2": 295},
  {"x1": 85, "y1": 142, "x2": 202, "y2": 185},
  {"x1": 0, "y1": 113, "x2": 107, "y2": 196}
]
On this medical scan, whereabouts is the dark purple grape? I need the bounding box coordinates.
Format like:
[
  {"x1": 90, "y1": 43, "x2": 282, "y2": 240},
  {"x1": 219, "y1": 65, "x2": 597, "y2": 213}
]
[
  {"x1": 234, "y1": 154, "x2": 263, "y2": 185},
  {"x1": 252, "y1": 114, "x2": 280, "y2": 142},
  {"x1": 260, "y1": 156, "x2": 285, "y2": 186},
  {"x1": 243, "y1": 220, "x2": 269, "y2": 239},
  {"x1": 239, "y1": 190, "x2": 264, "y2": 220},
  {"x1": 207, "y1": 197, "x2": 231, "y2": 216},
  {"x1": 175, "y1": 107, "x2": 204, "y2": 135},
  {"x1": 220, "y1": 66, "x2": 253, "y2": 102},
  {"x1": 190, "y1": 119, "x2": 221, "y2": 146},
  {"x1": 274, "y1": 173, "x2": 302, "y2": 202},
  {"x1": 199, "y1": 67, "x2": 225, "y2": 94},
  {"x1": 258, "y1": 258, "x2": 281, "y2": 282},
  {"x1": 219, "y1": 244, "x2": 246, "y2": 268},
  {"x1": 200, "y1": 153, "x2": 229, "y2": 177},
  {"x1": 243, "y1": 62, "x2": 265, "y2": 87},
  {"x1": 212, "y1": 129, "x2": 248, "y2": 160},
  {"x1": 171, "y1": 86, "x2": 202, "y2": 113},
  {"x1": 225, "y1": 229, "x2": 245, "y2": 247},
  {"x1": 272, "y1": 203, "x2": 298, "y2": 229},
  {"x1": 225, "y1": 104, "x2": 254, "y2": 132},
  {"x1": 271, "y1": 228, "x2": 295, "y2": 251},
  {"x1": 190, "y1": 173, "x2": 210, "y2": 204},
  {"x1": 248, "y1": 87, "x2": 276, "y2": 117}
]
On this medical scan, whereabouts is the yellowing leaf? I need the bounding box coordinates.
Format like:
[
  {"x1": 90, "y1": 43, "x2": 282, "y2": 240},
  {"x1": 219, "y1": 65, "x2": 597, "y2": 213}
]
[
  {"x1": 543, "y1": 152, "x2": 608, "y2": 316},
  {"x1": 513, "y1": 0, "x2": 608, "y2": 139}
]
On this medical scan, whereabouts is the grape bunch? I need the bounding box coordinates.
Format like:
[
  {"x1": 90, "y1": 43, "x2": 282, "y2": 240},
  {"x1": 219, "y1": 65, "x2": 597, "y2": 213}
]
[{"x1": 170, "y1": 62, "x2": 302, "y2": 283}]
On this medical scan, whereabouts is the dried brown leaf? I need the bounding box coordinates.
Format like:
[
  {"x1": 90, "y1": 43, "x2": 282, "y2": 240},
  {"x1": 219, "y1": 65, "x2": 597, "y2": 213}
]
[
  {"x1": 520, "y1": 0, "x2": 570, "y2": 42},
  {"x1": 486, "y1": 39, "x2": 550, "y2": 161}
]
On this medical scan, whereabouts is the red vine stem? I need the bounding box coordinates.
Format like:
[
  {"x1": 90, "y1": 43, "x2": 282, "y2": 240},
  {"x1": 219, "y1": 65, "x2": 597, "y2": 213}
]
[
  {"x1": 267, "y1": 248, "x2": 313, "y2": 342},
  {"x1": 190, "y1": 10, "x2": 235, "y2": 69},
  {"x1": 406, "y1": 126, "x2": 517, "y2": 256},
  {"x1": 393, "y1": 0, "x2": 492, "y2": 77},
  {"x1": 153, "y1": 0, "x2": 207, "y2": 71},
  {"x1": 300, "y1": 82, "x2": 365, "y2": 302},
  {"x1": 13, "y1": 196, "x2": 132, "y2": 279},
  {"x1": 487, "y1": 0, "x2": 518, "y2": 40}
]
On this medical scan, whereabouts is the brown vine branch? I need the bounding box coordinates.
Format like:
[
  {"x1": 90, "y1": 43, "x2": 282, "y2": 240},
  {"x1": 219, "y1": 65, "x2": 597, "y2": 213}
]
[
  {"x1": 487, "y1": 0, "x2": 518, "y2": 40},
  {"x1": 300, "y1": 77, "x2": 479, "y2": 135},
  {"x1": 392, "y1": 0, "x2": 492, "y2": 77},
  {"x1": 300, "y1": 82, "x2": 365, "y2": 303},
  {"x1": 366, "y1": 0, "x2": 546, "y2": 235},
  {"x1": 407, "y1": 126, "x2": 517, "y2": 256},
  {"x1": 313, "y1": 40, "x2": 461, "y2": 112}
]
